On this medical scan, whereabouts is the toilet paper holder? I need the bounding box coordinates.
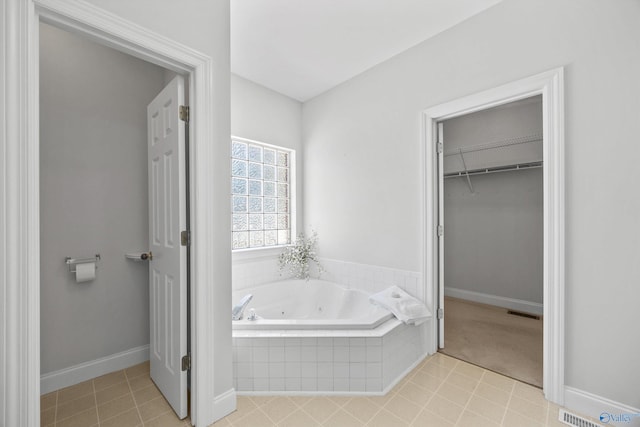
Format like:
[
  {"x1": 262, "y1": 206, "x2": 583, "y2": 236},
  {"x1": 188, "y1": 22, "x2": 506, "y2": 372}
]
[{"x1": 65, "y1": 254, "x2": 101, "y2": 273}]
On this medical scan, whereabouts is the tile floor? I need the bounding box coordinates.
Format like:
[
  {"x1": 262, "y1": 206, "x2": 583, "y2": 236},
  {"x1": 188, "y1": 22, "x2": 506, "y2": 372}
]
[
  {"x1": 40, "y1": 361, "x2": 190, "y2": 427},
  {"x1": 42, "y1": 353, "x2": 594, "y2": 427}
]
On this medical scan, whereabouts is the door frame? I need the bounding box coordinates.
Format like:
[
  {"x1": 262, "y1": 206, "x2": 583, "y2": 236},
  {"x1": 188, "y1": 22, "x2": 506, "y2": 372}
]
[
  {"x1": 421, "y1": 68, "x2": 565, "y2": 404},
  {"x1": 2, "y1": 1, "x2": 230, "y2": 426}
]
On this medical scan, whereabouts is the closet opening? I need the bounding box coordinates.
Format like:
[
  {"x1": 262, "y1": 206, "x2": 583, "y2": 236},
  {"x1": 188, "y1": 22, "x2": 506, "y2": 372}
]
[{"x1": 437, "y1": 95, "x2": 543, "y2": 387}]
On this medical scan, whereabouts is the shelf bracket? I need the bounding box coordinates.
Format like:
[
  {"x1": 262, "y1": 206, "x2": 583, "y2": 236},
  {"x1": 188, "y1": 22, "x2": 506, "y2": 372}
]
[{"x1": 458, "y1": 148, "x2": 474, "y2": 193}]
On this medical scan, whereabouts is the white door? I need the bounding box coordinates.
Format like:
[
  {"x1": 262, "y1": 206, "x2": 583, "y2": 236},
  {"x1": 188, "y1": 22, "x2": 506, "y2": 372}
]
[
  {"x1": 147, "y1": 75, "x2": 188, "y2": 418},
  {"x1": 437, "y1": 122, "x2": 445, "y2": 349}
]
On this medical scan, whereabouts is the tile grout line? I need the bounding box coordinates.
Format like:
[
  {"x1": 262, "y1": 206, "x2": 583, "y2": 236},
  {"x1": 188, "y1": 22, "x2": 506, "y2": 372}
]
[
  {"x1": 125, "y1": 368, "x2": 145, "y2": 426},
  {"x1": 499, "y1": 377, "x2": 516, "y2": 426},
  {"x1": 92, "y1": 377, "x2": 100, "y2": 426},
  {"x1": 54, "y1": 390, "x2": 59, "y2": 427},
  {"x1": 453, "y1": 367, "x2": 483, "y2": 427}
]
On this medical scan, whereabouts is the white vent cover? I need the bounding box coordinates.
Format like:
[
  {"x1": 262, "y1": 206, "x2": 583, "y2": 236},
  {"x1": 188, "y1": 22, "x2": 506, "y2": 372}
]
[{"x1": 559, "y1": 409, "x2": 603, "y2": 427}]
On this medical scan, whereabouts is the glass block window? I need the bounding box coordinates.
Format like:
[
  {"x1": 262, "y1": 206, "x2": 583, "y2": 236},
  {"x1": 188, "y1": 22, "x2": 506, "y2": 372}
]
[{"x1": 231, "y1": 137, "x2": 293, "y2": 250}]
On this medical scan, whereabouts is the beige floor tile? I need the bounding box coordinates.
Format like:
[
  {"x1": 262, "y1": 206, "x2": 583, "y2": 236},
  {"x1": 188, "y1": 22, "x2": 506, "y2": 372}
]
[
  {"x1": 96, "y1": 381, "x2": 131, "y2": 405},
  {"x1": 508, "y1": 395, "x2": 548, "y2": 423},
  {"x1": 397, "y1": 381, "x2": 434, "y2": 407},
  {"x1": 128, "y1": 374, "x2": 155, "y2": 391},
  {"x1": 236, "y1": 395, "x2": 258, "y2": 413},
  {"x1": 473, "y1": 381, "x2": 511, "y2": 407},
  {"x1": 40, "y1": 407, "x2": 55, "y2": 426},
  {"x1": 249, "y1": 396, "x2": 278, "y2": 408},
  {"x1": 93, "y1": 370, "x2": 127, "y2": 391},
  {"x1": 139, "y1": 396, "x2": 172, "y2": 422},
  {"x1": 56, "y1": 394, "x2": 96, "y2": 421},
  {"x1": 40, "y1": 392, "x2": 57, "y2": 411},
  {"x1": 410, "y1": 370, "x2": 444, "y2": 392},
  {"x1": 430, "y1": 353, "x2": 459, "y2": 369},
  {"x1": 260, "y1": 397, "x2": 298, "y2": 424},
  {"x1": 97, "y1": 393, "x2": 136, "y2": 421},
  {"x1": 513, "y1": 381, "x2": 547, "y2": 406},
  {"x1": 210, "y1": 416, "x2": 232, "y2": 426},
  {"x1": 503, "y1": 409, "x2": 544, "y2": 427},
  {"x1": 302, "y1": 397, "x2": 340, "y2": 423},
  {"x1": 410, "y1": 408, "x2": 454, "y2": 427},
  {"x1": 547, "y1": 403, "x2": 568, "y2": 426},
  {"x1": 322, "y1": 409, "x2": 364, "y2": 427},
  {"x1": 57, "y1": 380, "x2": 94, "y2": 404},
  {"x1": 435, "y1": 382, "x2": 472, "y2": 407},
  {"x1": 420, "y1": 362, "x2": 454, "y2": 380},
  {"x1": 368, "y1": 408, "x2": 410, "y2": 427},
  {"x1": 481, "y1": 370, "x2": 515, "y2": 393},
  {"x1": 366, "y1": 392, "x2": 396, "y2": 408},
  {"x1": 464, "y1": 395, "x2": 506, "y2": 424},
  {"x1": 133, "y1": 384, "x2": 163, "y2": 405},
  {"x1": 383, "y1": 394, "x2": 422, "y2": 423},
  {"x1": 328, "y1": 396, "x2": 351, "y2": 408},
  {"x1": 232, "y1": 408, "x2": 277, "y2": 427},
  {"x1": 342, "y1": 397, "x2": 380, "y2": 423},
  {"x1": 425, "y1": 394, "x2": 463, "y2": 424},
  {"x1": 125, "y1": 361, "x2": 151, "y2": 379},
  {"x1": 287, "y1": 396, "x2": 314, "y2": 408},
  {"x1": 55, "y1": 407, "x2": 98, "y2": 427},
  {"x1": 446, "y1": 371, "x2": 479, "y2": 393},
  {"x1": 453, "y1": 360, "x2": 485, "y2": 381},
  {"x1": 217, "y1": 406, "x2": 251, "y2": 424},
  {"x1": 101, "y1": 407, "x2": 142, "y2": 427},
  {"x1": 279, "y1": 409, "x2": 321, "y2": 427},
  {"x1": 143, "y1": 411, "x2": 184, "y2": 427},
  {"x1": 457, "y1": 410, "x2": 500, "y2": 427}
]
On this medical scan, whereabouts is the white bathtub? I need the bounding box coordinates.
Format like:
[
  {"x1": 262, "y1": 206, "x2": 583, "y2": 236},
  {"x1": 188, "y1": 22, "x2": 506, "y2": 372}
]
[
  {"x1": 231, "y1": 279, "x2": 431, "y2": 394},
  {"x1": 232, "y1": 279, "x2": 394, "y2": 330}
]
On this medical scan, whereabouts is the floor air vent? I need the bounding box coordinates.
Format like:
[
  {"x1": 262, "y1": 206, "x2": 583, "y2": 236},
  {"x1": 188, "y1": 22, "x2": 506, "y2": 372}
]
[
  {"x1": 507, "y1": 310, "x2": 540, "y2": 320},
  {"x1": 559, "y1": 409, "x2": 603, "y2": 427}
]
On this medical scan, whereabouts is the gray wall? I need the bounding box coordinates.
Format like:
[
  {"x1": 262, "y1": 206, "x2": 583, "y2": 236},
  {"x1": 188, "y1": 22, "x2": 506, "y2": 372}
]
[
  {"x1": 39, "y1": 23, "x2": 166, "y2": 374},
  {"x1": 231, "y1": 74, "x2": 303, "y2": 238},
  {"x1": 302, "y1": 0, "x2": 640, "y2": 409},
  {"x1": 443, "y1": 98, "x2": 543, "y2": 305}
]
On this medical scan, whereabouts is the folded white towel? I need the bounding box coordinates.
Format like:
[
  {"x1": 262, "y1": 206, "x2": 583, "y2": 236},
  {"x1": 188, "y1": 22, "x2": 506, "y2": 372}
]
[{"x1": 369, "y1": 286, "x2": 432, "y2": 326}]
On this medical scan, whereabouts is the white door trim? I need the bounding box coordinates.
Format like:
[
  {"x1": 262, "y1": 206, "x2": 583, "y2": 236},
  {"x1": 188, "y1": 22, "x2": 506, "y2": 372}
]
[
  {"x1": 1, "y1": 0, "x2": 230, "y2": 425},
  {"x1": 421, "y1": 68, "x2": 565, "y2": 404}
]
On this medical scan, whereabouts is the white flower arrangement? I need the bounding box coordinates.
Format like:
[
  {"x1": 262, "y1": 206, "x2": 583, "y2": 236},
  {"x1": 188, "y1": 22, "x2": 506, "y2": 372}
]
[{"x1": 278, "y1": 231, "x2": 324, "y2": 280}]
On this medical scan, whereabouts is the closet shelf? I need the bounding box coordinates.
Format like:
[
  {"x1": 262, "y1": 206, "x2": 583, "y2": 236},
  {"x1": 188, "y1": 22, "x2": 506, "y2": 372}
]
[
  {"x1": 444, "y1": 161, "x2": 542, "y2": 179},
  {"x1": 443, "y1": 132, "x2": 542, "y2": 157}
]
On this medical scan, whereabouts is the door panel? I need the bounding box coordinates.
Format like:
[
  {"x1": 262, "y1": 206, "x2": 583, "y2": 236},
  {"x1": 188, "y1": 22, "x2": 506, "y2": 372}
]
[{"x1": 147, "y1": 75, "x2": 187, "y2": 419}]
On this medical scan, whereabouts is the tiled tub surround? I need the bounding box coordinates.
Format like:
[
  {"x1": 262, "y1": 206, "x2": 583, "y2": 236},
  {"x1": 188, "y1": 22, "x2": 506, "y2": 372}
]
[
  {"x1": 232, "y1": 255, "x2": 424, "y2": 304},
  {"x1": 231, "y1": 257, "x2": 430, "y2": 393},
  {"x1": 233, "y1": 321, "x2": 430, "y2": 394}
]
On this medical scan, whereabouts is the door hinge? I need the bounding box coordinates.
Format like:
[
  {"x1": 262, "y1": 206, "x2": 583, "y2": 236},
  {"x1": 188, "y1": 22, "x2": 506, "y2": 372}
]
[
  {"x1": 437, "y1": 225, "x2": 444, "y2": 237},
  {"x1": 437, "y1": 308, "x2": 444, "y2": 319},
  {"x1": 181, "y1": 353, "x2": 191, "y2": 371},
  {"x1": 179, "y1": 105, "x2": 190, "y2": 122},
  {"x1": 181, "y1": 230, "x2": 191, "y2": 247},
  {"x1": 437, "y1": 142, "x2": 443, "y2": 154}
]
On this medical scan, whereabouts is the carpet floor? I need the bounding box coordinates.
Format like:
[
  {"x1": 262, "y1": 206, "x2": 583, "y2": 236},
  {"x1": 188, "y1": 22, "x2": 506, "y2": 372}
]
[{"x1": 440, "y1": 297, "x2": 543, "y2": 388}]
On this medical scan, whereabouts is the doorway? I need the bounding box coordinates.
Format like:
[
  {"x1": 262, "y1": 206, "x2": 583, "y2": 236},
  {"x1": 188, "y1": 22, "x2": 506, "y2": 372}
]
[
  {"x1": 421, "y1": 68, "x2": 565, "y2": 404},
  {"x1": 39, "y1": 23, "x2": 189, "y2": 420},
  {"x1": 437, "y1": 96, "x2": 544, "y2": 387}
]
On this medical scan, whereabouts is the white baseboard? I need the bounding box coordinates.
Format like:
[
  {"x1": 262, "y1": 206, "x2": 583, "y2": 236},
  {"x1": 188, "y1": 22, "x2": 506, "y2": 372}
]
[
  {"x1": 41, "y1": 345, "x2": 150, "y2": 394},
  {"x1": 213, "y1": 388, "x2": 237, "y2": 422},
  {"x1": 564, "y1": 386, "x2": 640, "y2": 426},
  {"x1": 445, "y1": 287, "x2": 543, "y2": 315}
]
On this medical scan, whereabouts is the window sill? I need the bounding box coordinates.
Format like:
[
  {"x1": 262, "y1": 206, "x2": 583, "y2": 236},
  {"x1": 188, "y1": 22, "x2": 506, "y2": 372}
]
[{"x1": 232, "y1": 245, "x2": 290, "y2": 262}]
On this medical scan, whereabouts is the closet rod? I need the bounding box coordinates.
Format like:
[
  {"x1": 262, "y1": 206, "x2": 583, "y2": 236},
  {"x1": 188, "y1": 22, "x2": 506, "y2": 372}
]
[
  {"x1": 443, "y1": 133, "x2": 542, "y2": 157},
  {"x1": 444, "y1": 161, "x2": 542, "y2": 179}
]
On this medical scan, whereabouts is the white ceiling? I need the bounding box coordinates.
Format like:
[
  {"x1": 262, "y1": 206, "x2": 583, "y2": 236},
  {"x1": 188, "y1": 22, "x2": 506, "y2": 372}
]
[{"x1": 231, "y1": 0, "x2": 502, "y2": 102}]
